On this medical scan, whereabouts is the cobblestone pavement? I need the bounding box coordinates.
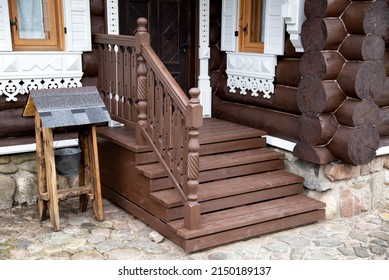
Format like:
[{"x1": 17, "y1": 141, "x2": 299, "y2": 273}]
[{"x1": 1, "y1": 198, "x2": 389, "y2": 260}]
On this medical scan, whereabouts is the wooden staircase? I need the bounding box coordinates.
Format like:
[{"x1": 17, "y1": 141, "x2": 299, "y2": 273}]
[{"x1": 97, "y1": 118, "x2": 325, "y2": 253}]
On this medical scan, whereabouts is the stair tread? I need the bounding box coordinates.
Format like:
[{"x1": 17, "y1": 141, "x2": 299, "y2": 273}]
[
  {"x1": 137, "y1": 147, "x2": 284, "y2": 178},
  {"x1": 199, "y1": 118, "x2": 266, "y2": 144},
  {"x1": 169, "y1": 194, "x2": 325, "y2": 239},
  {"x1": 151, "y1": 170, "x2": 304, "y2": 207}
]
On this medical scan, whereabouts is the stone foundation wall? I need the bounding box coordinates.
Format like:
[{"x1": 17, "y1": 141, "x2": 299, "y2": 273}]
[
  {"x1": 283, "y1": 151, "x2": 389, "y2": 219},
  {"x1": 0, "y1": 152, "x2": 74, "y2": 210},
  {"x1": 1, "y1": 151, "x2": 389, "y2": 220}
]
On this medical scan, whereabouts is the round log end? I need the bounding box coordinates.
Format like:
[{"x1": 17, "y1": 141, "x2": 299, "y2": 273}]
[
  {"x1": 328, "y1": 124, "x2": 380, "y2": 165},
  {"x1": 356, "y1": 61, "x2": 386, "y2": 100},
  {"x1": 348, "y1": 125, "x2": 380, "y2": 165},
  {"x1": 304, "y1": 0, "x2": 328, "y2": 18},
  {"x1": 293, "y1": 141, "x2": 336, "y2": 164},
  {"x1": 300, "y1": 51, "x2": 326, "y2": 79},
  {"x1": 363, "y1": 1, "x2": 389, "y2": 39},
  {"x1": 297, "y1": 76, "x2": 326, "y2": 113},
  {"x1": 301, "y1": 18, "x2": 327, "y2": 51},
  {"x1": 298, "y1": 114, "x2": 339, "y2": 145}
]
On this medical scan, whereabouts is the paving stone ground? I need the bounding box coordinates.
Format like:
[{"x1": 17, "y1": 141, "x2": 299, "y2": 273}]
[{"x1": 0, "y1": 198, "x2": 388, "y2": 260}]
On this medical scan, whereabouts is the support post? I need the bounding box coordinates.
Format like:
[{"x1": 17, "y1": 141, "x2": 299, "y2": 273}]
[{"x1": 184, "y1": 88, "x2": 203, "y2": 230}]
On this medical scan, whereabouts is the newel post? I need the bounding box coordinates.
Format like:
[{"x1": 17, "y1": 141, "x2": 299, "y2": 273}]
[
  {"x1": 135, "y1": 18, "x2": 150, "y2": 146},
  {"x1": 184, "y1": 88, "x2": 203, "y2": 230}
]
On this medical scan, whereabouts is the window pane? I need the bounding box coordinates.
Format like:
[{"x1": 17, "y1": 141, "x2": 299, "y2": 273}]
[{"x1": 17, "y1": 0, "x2": 46, "y2": 39}]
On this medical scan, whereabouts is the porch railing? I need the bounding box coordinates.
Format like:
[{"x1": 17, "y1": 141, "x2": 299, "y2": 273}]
[{"x1": 93, "y1": 18, "x2": 203, "y2": 230}]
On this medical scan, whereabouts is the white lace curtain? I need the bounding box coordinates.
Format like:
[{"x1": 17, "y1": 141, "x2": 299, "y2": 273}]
[{"x1": 17, "y1": 0, "x2": 45, "y2": 39}]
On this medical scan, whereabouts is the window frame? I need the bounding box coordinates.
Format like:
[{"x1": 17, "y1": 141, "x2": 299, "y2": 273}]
[
  {"x1": 8, "y1": 0, "x2": 64, "y2": 51},
  {"x1": 239, "y1": 0, "x2": 264, "y2": 53}
]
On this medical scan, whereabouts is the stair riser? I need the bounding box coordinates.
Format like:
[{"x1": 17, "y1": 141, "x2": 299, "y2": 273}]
[
  {"x1": 162, "y1": 183, "x2": 304, "y2": 221},
  {"x1": 200, "y1": 137, "x2": 266, "y2": 156},
  {"x1": 183, "y1": 210, "x2": 326, "y2": 253},
  {"x1": 149, "y1": 159, "x2": 285, "y2": 191}
]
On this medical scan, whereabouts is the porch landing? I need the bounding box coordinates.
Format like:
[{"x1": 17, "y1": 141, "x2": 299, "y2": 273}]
[{"x1": 97, "y1": 118, "x2": 325, "y2": 252}]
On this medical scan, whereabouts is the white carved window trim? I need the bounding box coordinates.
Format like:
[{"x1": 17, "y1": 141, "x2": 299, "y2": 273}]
[
  {"x1": 0, "y1": 0, "x2": 91, "y2": 102},
  {"x1": 0, "y1": 52, "x2": 82, "y2": 101},
  {"x1": 221, "y1": 0, "x2": 304, "y2": 99}
]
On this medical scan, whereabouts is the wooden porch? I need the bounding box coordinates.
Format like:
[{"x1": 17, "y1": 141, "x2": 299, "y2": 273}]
[{"x1": 93, "y1": 18, "x2": 325, "y2": 252}]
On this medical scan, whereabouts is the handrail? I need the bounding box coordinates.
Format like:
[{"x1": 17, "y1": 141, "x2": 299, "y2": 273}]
[
  {"x1": 93, "y1": 33, "x2": 136, "y2": 47},
  {"x1": 140, "y1": 44, "x2": 189, "y2": 114}
]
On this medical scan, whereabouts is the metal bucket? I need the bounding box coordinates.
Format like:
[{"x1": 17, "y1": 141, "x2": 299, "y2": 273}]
[{"x1": 54, "y1": 147, "x2": 82, "y2": 176}]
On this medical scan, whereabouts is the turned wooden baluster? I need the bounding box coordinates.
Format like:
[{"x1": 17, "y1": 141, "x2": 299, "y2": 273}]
[
  {"x1": 184, "y1": 88, "x2": 203, "y2": 230},
  {"x1": 135, "y1": 18, "x2": 150, "y2": 146}
]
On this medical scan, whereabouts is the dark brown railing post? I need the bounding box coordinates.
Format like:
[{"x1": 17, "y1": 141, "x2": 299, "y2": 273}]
[
  {"x1": 135, "y1": 18, "x2": 150, "y2": 146},
  {"x1": 184, "y1": 88, "x2": 203, "y2": 230}
]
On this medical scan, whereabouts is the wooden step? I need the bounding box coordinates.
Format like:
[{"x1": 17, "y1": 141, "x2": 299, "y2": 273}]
[
  {"x1": 183, "y1": 209, "x2": 325, "y2": 252},
  {"x1": 162, "y1": 183, "x2": 304, "y2": 221},
  {"x1": 149, "y1": 159, "x2": 284, "y2": 191},
  {"x1": 151, "y1": 170, "x2": 304, "y2": 208},
  {"x1": 199, "y1": 118, "x2": 266, "y2": 144},
  {"x1": 137, "y1": 147, "x2": 284, "y2": 179},
  {"x1": 169, "y1": 195, "x2": 326, "y2": 239}
]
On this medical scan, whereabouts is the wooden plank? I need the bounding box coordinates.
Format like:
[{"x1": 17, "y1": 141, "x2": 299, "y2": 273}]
[
  {"x1": 138, "y1": 147, "x2": 284, "y2": 179},
  {"x1": 152, "y1": 170, "x2": 304, "y2": 207},
  {"x1": 172, "y1": 195, "x2": 325, "y2": 239},
  {"x1": 89, "y1": 126, "x2": 104, "y2": 221},
  {"x1": 198, "y1": 159, "x2": 284, "y2": 184},
  {"x1": 42, "y1": 127, "x2": 60, "y2": 231},
  {"x1": 41, "y1": 186, "x2": 91, "y2": 201},
  {"x1": 97, "y1": 126, "x2": 151, "y2": 152},
  {"x1": 200, "y1": 148, "x2": 283, "y2": 171},
  {"x1": 149, "y1": 159, "x2": 285, "y2": 191},
  {"x1": 183, "y1": 210, "x2": 325, "y2": 253},
  {"x1": 164, "y1": 183, "x2": 304, "y2": 221},
  {"x1": 34, "y1": 113, "x2": 47, "y2": 221},
  {"x1": 200, "y1": 137, "x2": 266, "y2": 156}
]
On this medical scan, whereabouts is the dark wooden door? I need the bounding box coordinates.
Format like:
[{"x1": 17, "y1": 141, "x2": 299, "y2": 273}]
[{"x1": 119, "y1": 0, "x2": 196, "y2": 93}]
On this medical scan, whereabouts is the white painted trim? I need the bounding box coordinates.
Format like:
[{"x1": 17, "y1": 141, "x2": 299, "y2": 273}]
[
  {"x1": 221, "y1": 0, "x2": 238, "y2": 52},
  {"x1": 376, "y1": 146, "x2": 389, "y2": 156},
  {"x1": 198, "y1": 0, "x2": 212, "y2": 118},
  {"x1": 0, "y1": 52, "x2": 83, "y2": 79},
  {"x1": 281, "y1": 0, "x2": 305, "y2": 52},
  {"x1": 63, "y1": 0, "x2": 92, "y2": 52},
  {"x1": 0, "y1": 139, "x2": 78, "y2": 156},
  {"x1": 265, "y1": 135, "x2": 296, "y2": 152},
  {"x1": 107, "y1": 0, "x2": 119, "y2": 35},
  {"x1": 0, "y1": 0, "x2": 12, "y2": 51}
]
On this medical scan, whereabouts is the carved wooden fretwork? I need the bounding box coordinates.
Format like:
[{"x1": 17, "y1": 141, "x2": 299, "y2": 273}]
[
  {"x1": 226, "y1": 52, "x2": 277, "y2": 99},
  {"x1": 227, "y1": 75, "x2": 274, "y2": 99},
  {"x1": 0, "y1": 52, "x2": 83, "y2": 101},
  {"x1": 0, "y1": 78, "x2": 81, "y2": 101}
]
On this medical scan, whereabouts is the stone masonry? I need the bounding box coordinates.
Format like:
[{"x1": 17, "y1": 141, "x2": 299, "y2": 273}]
[
  {"x1": 1, "y1": 151, "x2": 389, "y2": 220},
  {"x1": 283, "y1": 151, "x2": 389, "y2": 219},
  {"x1": 0, "y1": 152, "x2": 72, "y2": 210}
]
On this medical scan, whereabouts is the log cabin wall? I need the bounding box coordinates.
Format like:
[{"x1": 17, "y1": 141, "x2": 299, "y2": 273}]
[
  {"x1": 295, "y1": 0, "x2": 389, "y2": 166},
  {"x1": 211, "y1": 0, "x2": 303, "y2": 143},
  {"x1": 211, "y1": 0, "x2": 389, "y2": 166}
]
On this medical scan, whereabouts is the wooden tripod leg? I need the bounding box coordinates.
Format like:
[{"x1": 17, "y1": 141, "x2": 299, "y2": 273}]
[
  {"x1": 42, "y1": 127, "x2": 60, "y2": 231},
  {"x1": 79, "y1": 129, "x2": 89, "y2": 212},
  {"x1": 89, "y1": 125, "x2": 103, "y2": 221},
  {"x1": 34, "y1": 113, "x2": 48, "y2": 221}
]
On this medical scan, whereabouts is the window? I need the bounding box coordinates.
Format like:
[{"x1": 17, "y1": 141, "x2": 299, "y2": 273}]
[
  {"x1": 8, "y1": 0, "x2": 64, "y2": 51},
  {"x1": 239, "y1": 0, "x2": 266, "y2": 53}
]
